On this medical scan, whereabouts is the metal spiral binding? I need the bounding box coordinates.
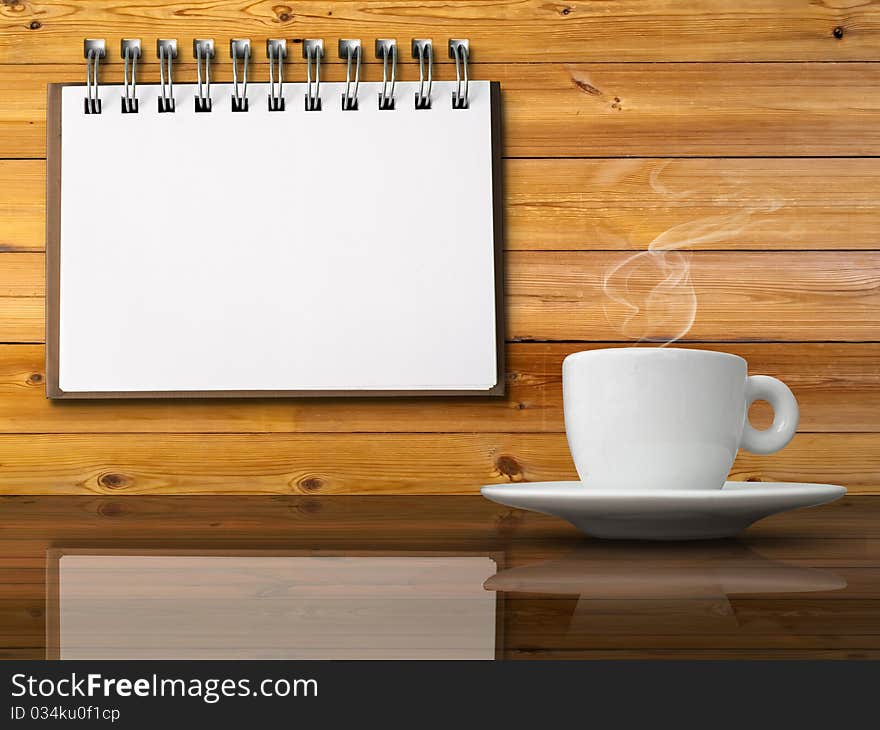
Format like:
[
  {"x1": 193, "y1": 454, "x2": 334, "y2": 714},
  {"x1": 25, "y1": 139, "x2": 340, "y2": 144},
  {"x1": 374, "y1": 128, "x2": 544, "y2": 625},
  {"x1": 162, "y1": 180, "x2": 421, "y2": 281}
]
[
  {"x1": 120, "y1": 39, "x2": 141, "y2": 113},
  {"x1": 230, "y1": 39, "x2": 250, "y2": 112},
  {"x1": 449, "y1": 39, "x2": 470, "y2": 109},
  {"x1": 78, "y1": 35, "x2": 474, "y2": 115},
  {"x1": 157, "y1": 39, "x2": 177, "y2": 113},
  {"x1": 193, "y1": 39, "x2": 215, "y2": 113},
  {"x1": 302, "y1": 39, "x2": 323, "y2": 111},
  {"x1": 375, "y1": 39, "x2": 397, "y2": 110},
  {"x1": 266, "y1": 39, "x2": 287, "y2": 111},
  {"x1": 339, "y1": 39, "x2": 361, "y2": 110},
  {"x1": 83, "y1": 39, "x2": 105, "y2": 114},
  {"x1": 411, "y1": 39, "x2": 433, "y2": 110}
]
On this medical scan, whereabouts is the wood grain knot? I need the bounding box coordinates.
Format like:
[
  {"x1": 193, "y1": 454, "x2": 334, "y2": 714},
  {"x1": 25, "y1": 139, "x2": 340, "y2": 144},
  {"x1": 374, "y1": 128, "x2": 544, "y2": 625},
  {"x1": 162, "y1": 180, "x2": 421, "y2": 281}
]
[
  {"x1": 1, "y1": 1, "x2": 25, "y2": 13},
  {"x1": 28, "y1": 20, "x2": 40, "y2": 30},
  {"x1": 97, "y1": 501, "x2": 124, "y2": 517},
  {"x1": 572, "y1": 78, "x2": 603, "y2": 97},
  {"x1": 560, "y1": 6, "x2": 573, "y2": 16},
  {"x1": 295, "y1": 498, "x2": 323, "y2": 515},
  {"x1": 98, "y1": 472, "x2": 131, "y2": 490},
  {"x1": 297, "y1": 476, "x2": 324, "y2": 493},
  {"x1": 273, "y1": 5, "x2": 293, "y2": 22},
  {"x1": 496, "y1": 455, "x2": 523, "y2": 480},
  {"x1": 833, "y1": 26, "x2": 845, "y2": 39},
  {"x1": 505, "y1": 371, "x2": 520, "y2": 383},
  {"x1": 26, "y1": 606, "x2": 42, "y2": 619},
  {"x1": 26, "y1": 372, "x2": 42, "y2": 385}
]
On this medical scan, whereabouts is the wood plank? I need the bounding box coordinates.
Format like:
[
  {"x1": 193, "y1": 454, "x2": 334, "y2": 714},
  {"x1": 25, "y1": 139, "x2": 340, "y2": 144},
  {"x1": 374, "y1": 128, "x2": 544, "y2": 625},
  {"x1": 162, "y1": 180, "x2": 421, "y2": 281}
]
[
  {"x1": 0, "y1": 432, "x2": 874, "y2": 495},
  {"x1": 501, "y1": 62, "x2": 880, "y2": 157},
  {"x1": 0, "y1": 1, "x2": 877, "y2": 63},
  {"x1": 506, "y1": 158, "x2": 880, "y2": 251},
  {"x1": 1, "y1": 343, "x2": 878, "y2": 433},
  {"x1": 0, "y1": 253, "x2": 41, "y2": 296},
  {"x1": 0, "y1": 297, "x2": 42, "y2": 343},
  {"x1": 7, "y1": 158, "x2": 880, "y2": 253},
  {"x1": 6, "y1": 251, "x2": 879, "y2": 342},
  {"x1": 0, "y1": 495, "x2": 877, "y2": 542},
  {"x1": 4, "y1": 63, "x2": 880, "y2": 158},
  {"x1": 0, "y1": 161, "x2": 43, "y2": 252},
  {"x1": 0, "y1": 499, "x2": 872, "y2": 539},
  {"x1": 507, "y1": 251, "x2": 880, "y2": 342}
]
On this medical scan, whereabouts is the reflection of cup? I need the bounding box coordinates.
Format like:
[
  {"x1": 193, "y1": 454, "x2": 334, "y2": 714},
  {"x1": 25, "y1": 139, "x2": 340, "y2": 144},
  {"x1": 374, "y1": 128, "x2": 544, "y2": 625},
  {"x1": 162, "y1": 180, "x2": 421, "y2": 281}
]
[
  {"x1": 562, "y1": 348, "x2": 799, "y2": 491},
  {"x1": 484, "y1": 545, "x2": 847, "y2": 641}
]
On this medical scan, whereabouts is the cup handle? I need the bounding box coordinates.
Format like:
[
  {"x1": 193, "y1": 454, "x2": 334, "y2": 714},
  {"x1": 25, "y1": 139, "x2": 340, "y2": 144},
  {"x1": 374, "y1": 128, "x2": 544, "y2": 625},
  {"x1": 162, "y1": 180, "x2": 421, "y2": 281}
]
[{"x1": 740, "y1": 375, "x2": 799, "y2": 455}]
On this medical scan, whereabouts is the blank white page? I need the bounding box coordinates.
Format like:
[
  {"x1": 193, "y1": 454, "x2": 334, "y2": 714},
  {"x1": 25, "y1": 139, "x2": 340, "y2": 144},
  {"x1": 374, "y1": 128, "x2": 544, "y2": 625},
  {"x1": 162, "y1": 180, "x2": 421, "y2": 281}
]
[{"x1": 56, "y1": 81, "x2": 500, "y2": 394}]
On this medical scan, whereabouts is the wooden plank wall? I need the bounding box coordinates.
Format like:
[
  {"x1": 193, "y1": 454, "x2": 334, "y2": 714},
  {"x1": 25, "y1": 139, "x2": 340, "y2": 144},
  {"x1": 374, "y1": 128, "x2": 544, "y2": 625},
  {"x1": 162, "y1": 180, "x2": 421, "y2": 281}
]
[{"x1": 0, "y1": 1, "x2": 878, "y2": 494}]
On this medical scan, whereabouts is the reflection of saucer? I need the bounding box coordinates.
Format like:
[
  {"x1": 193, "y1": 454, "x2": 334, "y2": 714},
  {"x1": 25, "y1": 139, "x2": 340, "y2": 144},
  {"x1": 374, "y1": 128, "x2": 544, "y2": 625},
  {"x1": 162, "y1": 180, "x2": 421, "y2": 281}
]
[
  {"x1": 484, "y1": 544, "x2": 847, "y2": 599},
  {"x1": 480, "y1": 481, "x2": 846, "y2": 540}
]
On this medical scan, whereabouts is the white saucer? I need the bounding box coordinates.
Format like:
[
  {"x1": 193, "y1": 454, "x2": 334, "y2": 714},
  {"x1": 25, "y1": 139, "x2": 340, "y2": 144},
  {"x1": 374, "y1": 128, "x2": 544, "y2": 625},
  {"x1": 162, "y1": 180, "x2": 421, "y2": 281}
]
[{"x1": 480, "y1": 482, "x2": 846, "y2": 540}]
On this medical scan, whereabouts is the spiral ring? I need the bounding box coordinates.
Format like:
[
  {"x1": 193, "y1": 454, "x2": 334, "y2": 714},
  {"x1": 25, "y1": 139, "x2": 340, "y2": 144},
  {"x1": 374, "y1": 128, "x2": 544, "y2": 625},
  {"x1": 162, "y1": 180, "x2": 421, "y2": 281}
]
[
  {"x1": 303, "y1": 40, "x2": 324, "y2": 111},
  {"x1": 450, "y1": 40, "x2": 469, "y2": 109},
  {"x1": 340, "y1": 40, "x2": 362, "y2": 111},
  {"x1": 376, "y1": 39, "x2": 397, "y2": 110},
  {"x1": 412, "y1": 39, "x2": 433, "y2": 110},
  {"x1": 157, "y1": 39, "x2": 177, "y2": 113}
]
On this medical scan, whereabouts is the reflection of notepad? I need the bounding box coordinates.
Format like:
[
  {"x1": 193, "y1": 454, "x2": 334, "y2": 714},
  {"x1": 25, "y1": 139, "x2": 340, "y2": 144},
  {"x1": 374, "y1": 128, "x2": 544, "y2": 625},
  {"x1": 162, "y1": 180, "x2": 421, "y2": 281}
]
[
  {"x1": 46, "y1": 70, "x2": 503, "y2": 397},
  {"x1": 52, "y1": 554, "x2": 499, "y2": 659}
]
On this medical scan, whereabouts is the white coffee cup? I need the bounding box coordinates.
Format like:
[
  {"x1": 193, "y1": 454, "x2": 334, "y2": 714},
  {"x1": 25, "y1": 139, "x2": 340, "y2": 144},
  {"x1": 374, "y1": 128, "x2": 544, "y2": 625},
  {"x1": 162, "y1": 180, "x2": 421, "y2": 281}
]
[{"x1": 562, "y1": 348, "x2": 799, "y2": 491}]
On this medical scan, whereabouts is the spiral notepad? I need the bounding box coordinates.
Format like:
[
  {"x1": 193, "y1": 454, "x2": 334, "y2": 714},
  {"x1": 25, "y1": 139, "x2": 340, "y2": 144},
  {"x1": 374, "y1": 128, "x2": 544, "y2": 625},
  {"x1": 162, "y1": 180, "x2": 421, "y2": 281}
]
[{"x1": 46, "y1": 38, "x2": 503, "y2": 398}]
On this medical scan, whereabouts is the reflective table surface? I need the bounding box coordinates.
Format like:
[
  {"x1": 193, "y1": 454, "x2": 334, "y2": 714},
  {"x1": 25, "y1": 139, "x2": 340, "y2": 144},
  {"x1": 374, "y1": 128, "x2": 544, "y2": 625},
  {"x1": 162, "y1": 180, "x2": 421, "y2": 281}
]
[{"x1": 1, "y1": 495, "x2": 877, "y2": 659}]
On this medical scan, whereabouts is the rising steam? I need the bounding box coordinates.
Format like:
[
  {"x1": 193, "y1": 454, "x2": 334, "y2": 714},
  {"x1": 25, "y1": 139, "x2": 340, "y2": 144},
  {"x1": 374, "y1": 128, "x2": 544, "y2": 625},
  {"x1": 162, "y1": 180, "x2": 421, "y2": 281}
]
[{"x1": 602, "y1": 163, "x2": 781, "y2": 345}]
